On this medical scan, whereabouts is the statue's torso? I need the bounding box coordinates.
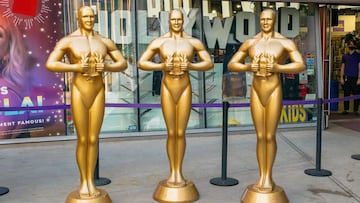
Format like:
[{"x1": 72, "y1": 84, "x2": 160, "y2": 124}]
[
  {"x1": 67, "y1": 35, "x2": 106, "y2": 103},
  {"x1": 248, "y1": 38, "x2": 287, "y2": 105},
  {"x1": 158, "y1": 37, "x2": 193, "y2": 102}
]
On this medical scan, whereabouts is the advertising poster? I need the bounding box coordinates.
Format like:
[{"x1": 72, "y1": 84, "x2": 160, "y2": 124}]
[
  {"x1": 0, "y1": 0, "x2": 65, "y2": 138},
  {"x1": 333, "y1": 20, "x2": 345, "y2": 32},
  {"x1": 306, "y1": 53, "x2": 315, "y2": 75}
]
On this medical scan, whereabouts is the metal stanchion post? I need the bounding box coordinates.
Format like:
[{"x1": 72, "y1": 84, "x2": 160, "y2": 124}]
[
  {"x1": 94, "y1": 141, "x2": 111, "y2": 186},
  {"x1": 304, "y1": 98, "x2": 332, "y2": 177},
  {"x1": 210, "y1": 101, "x2": 239, "y2": 186}
]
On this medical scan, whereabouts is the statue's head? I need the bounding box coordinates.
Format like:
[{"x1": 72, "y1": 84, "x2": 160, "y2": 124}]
[
  {"x1": 260, "y1": 9, "x2": 276, "y2": 33},
  {"x1": 169, "y1": 9, "x2": 184, "y2": 33},
  {"x1": 77, "y1": 6, "x2": 95, "y2": 31}
]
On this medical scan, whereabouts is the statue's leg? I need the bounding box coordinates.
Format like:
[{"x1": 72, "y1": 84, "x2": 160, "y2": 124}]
[
  {"x1": 71, "y1": 87, "x2": 90, "y2": 197},
  {"x1": 173, "y1": 85, "x2": 191, "y2": 185},
  {"x1": 262, "y1": 86, "x2": 282, "y2": 191},
  {"x1": 249, "y1": 89, "x2": 267, "y2": 191},
  {"x1": 86, "y1": 87, "x2": 105, "y2": 197},
  {"x1": 161, "y1": 86, "x2": 177, "y2": 185}
]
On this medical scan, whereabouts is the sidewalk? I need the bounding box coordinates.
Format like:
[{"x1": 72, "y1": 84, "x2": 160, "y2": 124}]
[{"x1": 1, "y1": 119, "x2": 360, "y2": 203}]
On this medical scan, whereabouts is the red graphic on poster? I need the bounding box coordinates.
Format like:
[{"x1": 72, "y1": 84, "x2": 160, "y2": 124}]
[{"x1": 12, "y1": 0, "x2": 38, "y2": 17}]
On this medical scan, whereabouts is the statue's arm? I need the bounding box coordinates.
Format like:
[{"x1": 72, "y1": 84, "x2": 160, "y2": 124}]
[
  {"x1": 228, "y1": 41, "x2": 251, "y2": 72},
  {"x1": 46, "y1": 38, "x2": 81, "y2": 73},
  {"x1": 138, "y1": 39, "x2": 165, "y2": 71},
  {"x1": 274, "y1": 40, "x2": 305, "y2": 73},
  {"x1": 103, "y1": 38, "x2": 128, "y2": 72},
  {"x1": 188, "y1": 39, "x2": 213, "y2": 71}
]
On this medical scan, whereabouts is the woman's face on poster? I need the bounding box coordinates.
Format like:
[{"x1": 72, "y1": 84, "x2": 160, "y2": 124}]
[{"x1": 0, "y1": 26, "x2": 9, "y2": 59}]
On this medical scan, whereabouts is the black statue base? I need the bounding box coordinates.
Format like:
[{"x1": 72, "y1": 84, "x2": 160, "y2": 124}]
[
  {"x1": 94, "y1": 177, "x2": 111, "y2": 186},
  {"x1": 304, "y1": 168, "x2": 332, "y2": 177},
  {"x1": 0, "y1": 187, "x2": 9, "y2": 196},
  {"x1": 210, "y1": 177, "x2": 239, "y2": 186}
]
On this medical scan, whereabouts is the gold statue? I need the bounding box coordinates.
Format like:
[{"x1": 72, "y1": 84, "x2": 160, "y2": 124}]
[
  {"x1": 228, "y1": 9, "x2": 305, "y2": 203},
  {"x1": 46, "y1": 6, "x2": 127, "y2": 203},
  {"x1": 138, "y1": 9, "x2": 213, "y2": 203}
]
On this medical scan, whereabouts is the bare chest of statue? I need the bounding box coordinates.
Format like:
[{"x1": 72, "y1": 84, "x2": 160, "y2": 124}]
[
  {"x1": 159, "y1": 38, "x2": 194, "y2": 62},
  {"x1": 69, "y1": 35, "x2": 107, "y2": 63},
  {"x1": 249, "y1": 38, "x2": 286, "y2": 62}
]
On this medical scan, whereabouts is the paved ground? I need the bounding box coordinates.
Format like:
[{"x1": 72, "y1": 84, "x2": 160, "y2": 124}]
[{"x1": 1, "y1": 118, "x2": 360, "y2": 203}]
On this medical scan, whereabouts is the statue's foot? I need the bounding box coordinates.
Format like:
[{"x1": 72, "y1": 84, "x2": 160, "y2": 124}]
[
  {"x1": 88, "y1": 183, "x2": 101, "y2": 197},
  {"x1": 255, "y1": 185, "x2": 273, "y2": 193},
  {"x1": 253, "y1": 178, "x2": 274, "y2": 193},
  {"x1": 79, "y1": 182, "x2": 101, "y2": 198},
  {"x1": 167, "y1": 174, "x2": 176, "y2": 185},
  {"x1": 79, "y1": 183, "x2": 90, "y2": 198},
  {"x1": 262, "y1": 178, "x2": 275, "y2": 192},
  {"x1": 166, "y1": 176, "x2": 186, "y2": 187}
]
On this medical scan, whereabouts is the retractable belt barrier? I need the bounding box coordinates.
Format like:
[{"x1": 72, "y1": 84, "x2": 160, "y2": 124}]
[
  {"x1": 2, "y1": 95, "x2": 360, "y2": 111},
  {"x1": 2, "y1": 95, "x2": 359, "y2": 188}
]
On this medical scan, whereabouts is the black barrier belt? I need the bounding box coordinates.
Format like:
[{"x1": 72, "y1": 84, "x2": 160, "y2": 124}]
[{"x1": 0, "y1": 95, "x2": 360, "y2": 111}]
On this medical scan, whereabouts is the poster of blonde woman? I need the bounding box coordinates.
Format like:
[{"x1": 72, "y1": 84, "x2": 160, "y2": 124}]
[{"x1": 0, "y1": 0, "x2": 65, "y2": 138}]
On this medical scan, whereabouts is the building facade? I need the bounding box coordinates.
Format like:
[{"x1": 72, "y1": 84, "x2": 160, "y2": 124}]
[{"x1": 0, "y1": 0, "x2": 359, "y2": 140}]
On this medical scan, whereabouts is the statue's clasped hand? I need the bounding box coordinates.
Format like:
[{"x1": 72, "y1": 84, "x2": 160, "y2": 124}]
[
  {"x1": 80, "y1": 54, "x2": 90, "y2": 75},
  {"x1": 251, "y1": 54, "x2": 261, "y2": 73},
  {"x1": 94, "y1": 52, "x2": 104, "y2": 73},
  {"x1": 264, "y1": 53, "x2": 274, "y2": 75},
  {"x1": 81, "y1": 52, "x2": 103, "y2": 77},
  {"x1": 167, "y1": 53, "x2": 186, "y2": 76},
  {"x1": 165, "y1": 54, "x2": 174, "y2": 72},
  {"x1": 179, "y1": 53, "x2": 188, "y2": 73},
  {"x1": 253, "y1": 53, "x2": 274, "y2": 77}
]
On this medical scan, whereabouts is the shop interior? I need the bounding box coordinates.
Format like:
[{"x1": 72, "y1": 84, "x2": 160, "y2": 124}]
[{"x1": 330, "y1": 6, "x2": 360, "y2": 114}]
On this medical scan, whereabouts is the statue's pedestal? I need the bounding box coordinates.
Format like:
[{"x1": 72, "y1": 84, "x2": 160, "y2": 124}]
[
  {"x1": 153, "y1": 179, "x2": 199, "y2": 203},
  {"x1": 241, "y1": 184, "x2": 288, "y2": 203},
  {"x1": 65, "y1": 189, "x2": 112, "y2": 203}
]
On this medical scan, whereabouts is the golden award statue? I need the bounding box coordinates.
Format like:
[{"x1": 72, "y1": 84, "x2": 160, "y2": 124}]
[
  {"x1": 228, "y1": 9, "x2": 305, "y2": 203},
  {"x1": 138, "y1": 9, "x2": 213, "y2": 203},
  {"x1": 46, "y1": 6, "x2": 128, "y2": 203}
]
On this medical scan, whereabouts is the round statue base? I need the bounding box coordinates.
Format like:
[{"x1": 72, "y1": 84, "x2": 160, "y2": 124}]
[
  {"x1": 153, "y1": 180, "x2": 199, "y2": 203},
  {"x1": 241, "y1": 184, "x2": 288, "y2": 203},
  {"x1": 65, "y1": 189, "x2": 112, "y2": 203}
]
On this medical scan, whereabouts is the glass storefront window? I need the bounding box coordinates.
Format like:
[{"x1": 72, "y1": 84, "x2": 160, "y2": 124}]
[
  {"x1": 61, "y1": 0, "x2": 319, "y2": 135},
  {"x1": 201, "y1": 1, "x2": 319, "y2": 127}
]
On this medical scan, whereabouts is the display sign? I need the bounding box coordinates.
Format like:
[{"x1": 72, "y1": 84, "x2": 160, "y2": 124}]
[
  {"x1": 97, "y1": 6, "x2": 300, "y2": 49},
  {"x1": 280, "y1": 105, "x2": 308, "y2": 123},
  {"x1": 0, "y1": 0, "x2": 65, "y2": 138},
  {"x1": 333, "y1": 20, "x2": 345, "y2": 32},
  {"x1": 306, "y1": 53, "x2": 315, "y2": 75}
]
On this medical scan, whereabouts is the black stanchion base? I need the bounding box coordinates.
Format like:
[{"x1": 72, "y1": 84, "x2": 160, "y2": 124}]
[
  {"x1": 351, "y1": 154, "x2": 360, "y2": 160},
  {"x1": 304, "y1": 168, "x2": 332, "y2": 177},
  {"x1": 210, "y1": 177, "x2": 239, "y2": 186},
  {"x1": 95, "y1": 177, "x2": 111, "y2": 186},
  {"x1": 0, "y1": 187, "x2": 9, "y2": 196}
]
